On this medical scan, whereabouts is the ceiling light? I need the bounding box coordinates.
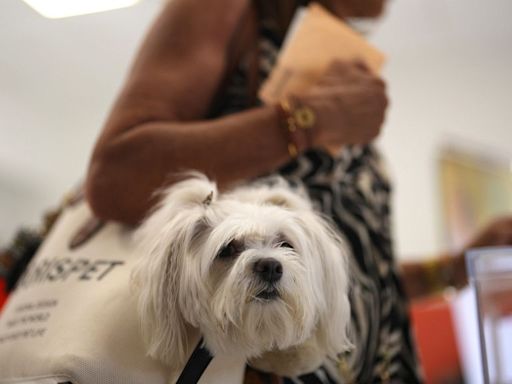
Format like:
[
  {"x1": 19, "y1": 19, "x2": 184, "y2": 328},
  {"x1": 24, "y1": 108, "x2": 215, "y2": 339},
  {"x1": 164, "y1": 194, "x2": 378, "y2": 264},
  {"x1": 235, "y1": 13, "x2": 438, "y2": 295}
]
[{"x1": 21, "y1": 0, "x2": 140, "y2": 19}]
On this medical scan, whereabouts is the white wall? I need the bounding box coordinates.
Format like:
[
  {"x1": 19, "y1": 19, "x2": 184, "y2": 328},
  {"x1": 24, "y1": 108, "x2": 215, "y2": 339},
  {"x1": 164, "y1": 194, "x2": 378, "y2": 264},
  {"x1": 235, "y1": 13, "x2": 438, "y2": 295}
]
[
  {"x1": 372, "y1": 0, "x2": 512, "y2": 259},
  {"x1": 1, "y1": 0, "x2": 511, "y2": 259},
  {"x1": 0, "y1": 0, "x2": 162, "y2": 244}
]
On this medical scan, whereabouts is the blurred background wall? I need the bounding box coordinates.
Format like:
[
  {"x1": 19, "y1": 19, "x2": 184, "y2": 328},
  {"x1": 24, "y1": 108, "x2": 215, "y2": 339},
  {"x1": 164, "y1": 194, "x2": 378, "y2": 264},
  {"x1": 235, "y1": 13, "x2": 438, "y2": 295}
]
[{"x1": 1, "y1": 0, "x2": 511, "y2": 260}]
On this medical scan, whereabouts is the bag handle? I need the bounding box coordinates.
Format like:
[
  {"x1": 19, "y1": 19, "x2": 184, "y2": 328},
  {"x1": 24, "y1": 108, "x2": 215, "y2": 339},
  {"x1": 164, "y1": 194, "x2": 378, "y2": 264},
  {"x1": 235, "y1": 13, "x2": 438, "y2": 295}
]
[
  {"x1": 175, "y1": 338, "x2": 214, "y2": 384},
  {"x1": 69, "y1": 216, "x2": 105, "y2": 250}
]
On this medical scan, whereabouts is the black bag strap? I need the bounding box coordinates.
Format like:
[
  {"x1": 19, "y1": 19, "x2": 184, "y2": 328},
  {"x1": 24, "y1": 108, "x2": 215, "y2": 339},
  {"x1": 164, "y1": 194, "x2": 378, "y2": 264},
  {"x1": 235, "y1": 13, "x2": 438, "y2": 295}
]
[{"x1": 175, "y1": 338, "x2": 214, "y2": 384}]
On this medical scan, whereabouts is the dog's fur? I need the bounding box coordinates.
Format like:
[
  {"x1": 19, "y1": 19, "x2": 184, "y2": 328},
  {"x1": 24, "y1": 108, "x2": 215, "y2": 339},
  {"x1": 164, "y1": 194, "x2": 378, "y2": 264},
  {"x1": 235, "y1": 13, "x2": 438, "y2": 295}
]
[{"x1": 131, "y1": 174, "x2": 351, "y2": 377}]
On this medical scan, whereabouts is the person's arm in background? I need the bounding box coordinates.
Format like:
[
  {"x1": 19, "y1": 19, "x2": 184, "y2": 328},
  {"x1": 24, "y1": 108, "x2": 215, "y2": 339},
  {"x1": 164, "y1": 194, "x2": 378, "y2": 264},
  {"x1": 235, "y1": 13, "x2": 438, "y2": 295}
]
[
  {"x1": 85, "y1": 0, "x2": 388, "y2": 225},
  {"x1": 401, "y1": 216, "x2": 512, "y2": 299}
]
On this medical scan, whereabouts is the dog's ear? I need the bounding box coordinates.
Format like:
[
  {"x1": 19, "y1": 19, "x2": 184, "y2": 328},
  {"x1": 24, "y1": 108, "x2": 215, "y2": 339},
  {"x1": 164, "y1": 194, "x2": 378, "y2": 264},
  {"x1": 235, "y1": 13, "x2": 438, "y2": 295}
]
[
  {"x1": 301, "y1": 213, "x2": 353, "y2": 359},
  {"x1": 131, "y1": 174, "x2": 216, "y2": 367},
  {"x1": 156, "y1": 172, "x2": 218, "y2": 210}
]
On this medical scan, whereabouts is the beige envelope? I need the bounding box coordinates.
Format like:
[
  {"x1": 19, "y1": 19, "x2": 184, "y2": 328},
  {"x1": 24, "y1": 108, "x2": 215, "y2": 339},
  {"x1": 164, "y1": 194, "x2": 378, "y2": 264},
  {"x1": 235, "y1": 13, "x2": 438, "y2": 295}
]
[{"x1": 259, "y1": 3, "x2": 386, "y2": 104}]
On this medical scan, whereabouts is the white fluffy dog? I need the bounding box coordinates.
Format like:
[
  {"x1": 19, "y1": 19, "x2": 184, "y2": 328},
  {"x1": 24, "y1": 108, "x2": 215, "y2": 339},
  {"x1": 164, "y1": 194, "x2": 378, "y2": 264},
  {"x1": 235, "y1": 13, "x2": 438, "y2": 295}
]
[{"x1": 131, "y1": 174, "x2": 352, "y2": 377}]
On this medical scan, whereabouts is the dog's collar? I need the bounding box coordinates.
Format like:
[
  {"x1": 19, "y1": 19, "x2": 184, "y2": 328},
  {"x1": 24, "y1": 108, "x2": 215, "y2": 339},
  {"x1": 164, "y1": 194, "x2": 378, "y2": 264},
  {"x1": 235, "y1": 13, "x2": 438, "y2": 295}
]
[{"x1": 176, "y1": 338, "x2": 214, "y2": 384}]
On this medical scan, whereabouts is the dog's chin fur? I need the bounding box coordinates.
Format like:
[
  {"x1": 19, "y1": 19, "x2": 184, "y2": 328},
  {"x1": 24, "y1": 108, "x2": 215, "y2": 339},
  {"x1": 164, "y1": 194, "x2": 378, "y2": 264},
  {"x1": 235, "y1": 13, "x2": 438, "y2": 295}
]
[
  {"x1": 130, "y1": 173, "x2": 352, "y2": 376},
  {"x1": 249, "y1": 339, "x2": 326, "y2": 377}
]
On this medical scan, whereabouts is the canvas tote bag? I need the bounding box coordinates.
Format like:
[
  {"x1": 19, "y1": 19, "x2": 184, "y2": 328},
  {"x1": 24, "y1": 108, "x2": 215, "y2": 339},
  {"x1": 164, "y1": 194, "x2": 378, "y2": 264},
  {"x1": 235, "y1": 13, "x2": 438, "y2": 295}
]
[{"x1": 0, "y1": 199, "x2": 245, "y2": 384}]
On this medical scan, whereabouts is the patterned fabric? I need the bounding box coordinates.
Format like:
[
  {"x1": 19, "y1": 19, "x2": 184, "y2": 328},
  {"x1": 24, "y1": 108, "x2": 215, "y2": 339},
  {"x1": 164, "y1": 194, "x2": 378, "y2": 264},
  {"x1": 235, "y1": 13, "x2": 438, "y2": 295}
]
[{"x1": 213, "y1": 6, "x2": 422, "y2": 384}]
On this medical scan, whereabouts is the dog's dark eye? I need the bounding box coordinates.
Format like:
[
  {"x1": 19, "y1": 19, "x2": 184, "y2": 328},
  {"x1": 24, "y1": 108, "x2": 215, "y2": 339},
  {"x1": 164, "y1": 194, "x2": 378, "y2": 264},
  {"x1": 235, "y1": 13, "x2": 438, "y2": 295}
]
[
  {"x1": 279, "y1": 241, "x2": 294, "y2": 250},
  {"x1": 218, "y1": 240, "x2": 243, "y2": 259}
]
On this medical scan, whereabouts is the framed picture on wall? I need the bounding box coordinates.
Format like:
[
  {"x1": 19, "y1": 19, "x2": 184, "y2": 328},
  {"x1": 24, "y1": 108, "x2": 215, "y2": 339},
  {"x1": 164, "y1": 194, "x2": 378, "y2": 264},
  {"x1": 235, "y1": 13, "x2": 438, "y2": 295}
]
[{"x1": 438, "y1": 147, "x2": 512, "y2": 250}]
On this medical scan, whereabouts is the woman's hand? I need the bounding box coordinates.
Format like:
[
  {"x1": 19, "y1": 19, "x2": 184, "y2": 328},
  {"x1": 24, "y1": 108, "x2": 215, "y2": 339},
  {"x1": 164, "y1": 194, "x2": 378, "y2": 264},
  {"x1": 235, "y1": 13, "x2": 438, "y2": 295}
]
[
  {"x1": 464, "y1": 216, "x2": 512, "y2": 250},
  {"x1": 292, "y1": 60, "x2": 388, "y2": 152}
]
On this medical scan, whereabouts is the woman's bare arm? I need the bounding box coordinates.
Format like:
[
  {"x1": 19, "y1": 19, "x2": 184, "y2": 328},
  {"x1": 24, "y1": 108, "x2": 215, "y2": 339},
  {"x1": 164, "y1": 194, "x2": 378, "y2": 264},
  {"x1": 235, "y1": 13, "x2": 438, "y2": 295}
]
[
  {"x1": 86, "y1": 0, "x2": 292, "y2": 224},
  {"x1": 400, "y1": 217, "x2": 512, "y2": 299},
  {"x1": 87, "y1": 107, "x2": 291, "y2": 224}
]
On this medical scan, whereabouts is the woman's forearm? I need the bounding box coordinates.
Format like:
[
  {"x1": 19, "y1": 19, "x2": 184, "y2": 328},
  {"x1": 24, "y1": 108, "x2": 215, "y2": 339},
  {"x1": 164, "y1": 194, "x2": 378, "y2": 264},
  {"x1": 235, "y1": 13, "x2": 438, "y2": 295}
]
[
  {"x1": 400, "y1": 253, "x2": 467, "y2": 299},
  {"x1": 85, "y1": 104, "x2": 292, "y2": 224}
]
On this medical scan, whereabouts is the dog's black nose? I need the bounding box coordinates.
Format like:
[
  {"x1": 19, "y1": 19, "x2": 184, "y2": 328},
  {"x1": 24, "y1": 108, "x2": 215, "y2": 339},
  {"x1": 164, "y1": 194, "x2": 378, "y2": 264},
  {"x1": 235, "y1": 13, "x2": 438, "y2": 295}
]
[{"x1": 254, "y1": 258, "x2": 283, "y2": 283}]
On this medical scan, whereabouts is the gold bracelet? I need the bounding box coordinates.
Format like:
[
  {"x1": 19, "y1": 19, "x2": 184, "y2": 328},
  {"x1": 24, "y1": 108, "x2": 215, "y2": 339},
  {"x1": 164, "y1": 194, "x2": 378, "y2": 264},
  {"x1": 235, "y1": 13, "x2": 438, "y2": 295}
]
[
  {"x1": 277, "y1": 99, "x2": 316, "y2": 158},
  {"x1": 424, "y1": 258, "x2": 443, "y2": 293},
  {"x1": 424, "y1": 256, "x2": 457, "y2": 293}
]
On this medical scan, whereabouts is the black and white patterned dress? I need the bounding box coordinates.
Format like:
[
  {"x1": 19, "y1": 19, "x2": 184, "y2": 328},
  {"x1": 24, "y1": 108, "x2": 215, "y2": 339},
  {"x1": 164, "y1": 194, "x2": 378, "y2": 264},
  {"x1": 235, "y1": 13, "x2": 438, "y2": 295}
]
[{"x1": 212, "y1": 10, "x2": 423, "y2": 384}]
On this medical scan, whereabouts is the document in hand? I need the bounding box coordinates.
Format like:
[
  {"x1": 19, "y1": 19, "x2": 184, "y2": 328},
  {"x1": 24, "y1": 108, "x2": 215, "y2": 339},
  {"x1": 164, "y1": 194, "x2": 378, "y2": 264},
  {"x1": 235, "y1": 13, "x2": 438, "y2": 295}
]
[{"x1": 259, "y1": 3, "x2": 386, "y2": 104}]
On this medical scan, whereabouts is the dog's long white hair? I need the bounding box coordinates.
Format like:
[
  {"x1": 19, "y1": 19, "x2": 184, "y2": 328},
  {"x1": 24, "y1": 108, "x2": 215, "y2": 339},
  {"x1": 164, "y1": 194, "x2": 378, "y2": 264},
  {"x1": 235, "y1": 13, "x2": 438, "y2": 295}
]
[{"x1": 131, "y1": 174, "x2": 351, "y2": 375}]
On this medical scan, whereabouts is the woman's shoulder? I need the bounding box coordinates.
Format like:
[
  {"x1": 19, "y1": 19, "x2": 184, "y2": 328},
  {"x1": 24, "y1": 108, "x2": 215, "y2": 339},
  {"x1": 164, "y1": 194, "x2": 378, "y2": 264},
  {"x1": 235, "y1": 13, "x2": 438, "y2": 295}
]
[{"x1": 161, "y1": 0, "x2": 253, "y2": 52}]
